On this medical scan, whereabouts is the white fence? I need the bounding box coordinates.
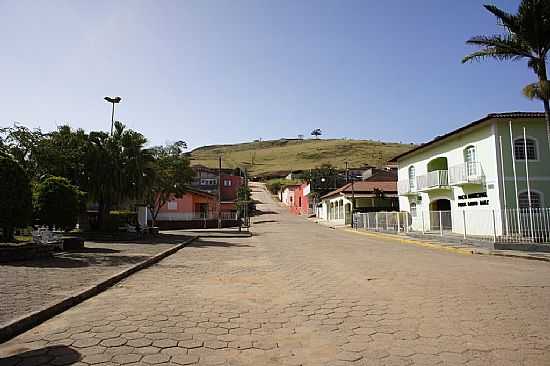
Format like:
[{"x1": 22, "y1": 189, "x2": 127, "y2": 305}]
[
  {"x1": 155, "y1": 211, "x2": 238, "y2": 221},
  {"x1": 353, "y1": 208, "x2": 550, "y2": 244}
]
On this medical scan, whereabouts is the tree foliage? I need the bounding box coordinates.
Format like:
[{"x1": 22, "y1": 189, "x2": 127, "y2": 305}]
[
  {"x1": 34, "y1": 176, "x2": 82, "y2": 231},
  {"x1": 0, "y1": 156, "x2": 32, "y2": 241},
  {"x1": 144, "y1": 141, "x2": 194, "y2": 226},
  {"x1": 462, "y1": 0, "x2": 550, "y2": 148},
  {"x1": 311, "y1": 128, "x2": 322, "y2": 138},
  {"x1": 303, "y1": 163, "x2": 344, "y2": 198},
  {"x1": 236, "y1": 185, "x2": 252, "y2": 218},
  {"x1": 0, "y1": 121, "x2": 185, "y2": 232}
]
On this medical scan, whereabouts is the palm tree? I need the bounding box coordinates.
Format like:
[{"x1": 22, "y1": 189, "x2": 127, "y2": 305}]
[{"x1": 462, "y1": 0, "x2": 550, "y2": 149}]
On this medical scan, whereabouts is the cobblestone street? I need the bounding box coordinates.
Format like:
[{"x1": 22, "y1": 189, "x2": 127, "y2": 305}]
[
  {"x1": 1, "y1": 183, "x2": 549, "y2": 365},
  {"x1": 0, "y1": 238, "x2": 190, "y2": 326}
]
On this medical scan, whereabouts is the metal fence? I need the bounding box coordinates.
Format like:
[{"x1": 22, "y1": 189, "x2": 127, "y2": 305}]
[{"x1": 353, "y1": 208, "x2": 550, "y2": 244}]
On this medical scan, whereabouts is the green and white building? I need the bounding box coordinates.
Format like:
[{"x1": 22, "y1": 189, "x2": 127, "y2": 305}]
[{"x1": 391, "y1": 112, "x2": 550, "y2": 241}]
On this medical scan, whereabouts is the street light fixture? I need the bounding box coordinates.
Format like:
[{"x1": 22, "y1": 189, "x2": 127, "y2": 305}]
[{"x1": 104, "y1": 96, "x2": 122, "y2": 135}]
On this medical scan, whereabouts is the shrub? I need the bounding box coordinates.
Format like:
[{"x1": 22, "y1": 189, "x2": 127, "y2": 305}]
[
  {"x1": 102, "y1": 210, "x2": 137, "y2": 232},
  {"x1": 34, "y1": 176, "x2": 81, "y2": 231},
  {"x1": 0, "y1": 156, "x2": 32, "y2": 241}
]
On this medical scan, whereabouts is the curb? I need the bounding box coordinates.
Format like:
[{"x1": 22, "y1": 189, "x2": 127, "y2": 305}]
[
  {"x1": 488, "y1": 252, "x2": 550, "y2": 263},
  {"x1": 343, "y1": 228, "x2": 550, "y2": 262},
  {"x1": 0, "y1": 236, "x2": 198, "y2": 344},
  {"x1": 342, "y1": 228, "x2": 475, "y2": 255}
]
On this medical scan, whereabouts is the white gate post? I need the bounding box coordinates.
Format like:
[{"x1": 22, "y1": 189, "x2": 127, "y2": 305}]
[
  {"x1": 397, "y1": 212, "x2": 401, "y2": 233},
  {"x1": 439, "y1": 211, "x2": 443, "y2": 237},
  {"x1": 375, "y1": 213, "x2": 378, "y2": 231},
  {"x1": 421, "y1": 211, "x2": 425, "y2": 234},
  {"x1": 367, "y1": 214, "x2": 370, "y2": 230},
  {"x1": 491, "y1": 210, "x2": 497, "y2": 243},
  {"x1": 463, "y1": 210, "x2": 467, "y2": 239}
]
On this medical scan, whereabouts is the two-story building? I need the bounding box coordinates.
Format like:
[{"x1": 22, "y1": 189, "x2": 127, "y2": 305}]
[
  {"x1": 190, "y1": 165, "x2": 243, "y2": 213},
  {"x1": 391, "y1": 112, "x2": 549, "y2": 238}
]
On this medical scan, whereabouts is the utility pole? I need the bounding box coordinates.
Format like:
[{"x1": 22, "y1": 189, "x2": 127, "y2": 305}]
[
  {"x1": 218, "y1": 155, "x2": 222, "y2": 229},
  {"x1": 345, "y1": 161, "x2": 349, "y2": 183}
]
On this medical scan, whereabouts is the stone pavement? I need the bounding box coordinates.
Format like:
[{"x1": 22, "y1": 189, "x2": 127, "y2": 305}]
[
  {"x1": 0, "y1": 183, "x2": 549, "y2": 365},
  {"x1": 0, "y1": 234, "x2": 191, "y2": 327}
]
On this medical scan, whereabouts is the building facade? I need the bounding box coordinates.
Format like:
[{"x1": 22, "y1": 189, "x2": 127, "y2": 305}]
[
  {"x1": 319, "y1": 180, "x2": 398, "y2": 226},
  {"x1": 392, "y1": 112, "x2": 550, "y2": 237}
]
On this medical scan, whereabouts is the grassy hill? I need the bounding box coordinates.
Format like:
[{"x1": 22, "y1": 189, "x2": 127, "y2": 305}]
[{"x1": 190, "y1": 138, "x2": 414, "y2": 177}]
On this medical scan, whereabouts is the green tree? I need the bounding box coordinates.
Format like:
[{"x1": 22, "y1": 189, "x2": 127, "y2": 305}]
[
  {"x1": 34, "y1": 176, "x2": 81, "y2": 231},
  {"x1": 0, "y1": 125, "x2": 45, "y2": 179},
  {"x1": 462, "y1": 0, "x2": 550, "y2": 148},
  {"x1": 236, "y1": 185, "x2": 252, "y2": 218},
  {"x1": 311, "y1": 128, "x2": 322, "y2": 139},
  {"x1": 84, "y1": 122, "x2": 153, "y2": 230},
  {"x1": 144, "y1": 141, "x2": 194, "y2": 227},
  {"x1": 0, "y1": 156, "x2": 32, "y2": 241}
]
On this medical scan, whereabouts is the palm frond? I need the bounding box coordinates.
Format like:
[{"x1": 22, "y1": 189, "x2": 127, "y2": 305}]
[
  {"x1": 462, "y1": 34, "x2": 533, "y2": 63},
  {"x1": 484, "y1": 4, "x2": 519, "y2": 32},
  {"x1": 522, "y1": 80, "x2": 550, "y2": 100}
]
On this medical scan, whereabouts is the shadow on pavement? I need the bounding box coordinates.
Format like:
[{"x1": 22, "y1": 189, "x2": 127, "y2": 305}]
[
  {"x1": 0, "y1": 345, "x2": 81, "y2": 365},
  {"x1": 78, "y1": 233, "x2": 193, "y2": 245},
  {"x1": 2, "y1": 253, "x2": 151, "y2": 269},
  {"x1": 252, "y1": 220, "x2": 278, "y2": 224},
  {"x1": 252, "y1": 209, "x2": 279, "y2": 216},
  {"x1": 187, "y1": 239, "x2": 253, "y2": 249}
]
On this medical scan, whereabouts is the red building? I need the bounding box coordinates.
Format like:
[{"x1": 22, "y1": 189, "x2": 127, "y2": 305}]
[{"x1": 288, "y1": 183, "x2": 311, "y2": 216}]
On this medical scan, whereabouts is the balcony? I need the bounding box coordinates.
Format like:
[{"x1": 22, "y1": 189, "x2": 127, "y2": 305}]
[
  {"x1": 449, "y1": 162, "x2": 484, "y2": 186},
  {"x1": 397, "y1": 180, "x2": 417, "y2": 196},
  {"x1": 416, "y1": 170, "x2": 450, "y2": 191}
]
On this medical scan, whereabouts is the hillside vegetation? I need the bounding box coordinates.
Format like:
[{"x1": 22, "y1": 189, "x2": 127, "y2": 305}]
[{"x1": 190, "y1": 138, "x2": 414, "y2": 176}]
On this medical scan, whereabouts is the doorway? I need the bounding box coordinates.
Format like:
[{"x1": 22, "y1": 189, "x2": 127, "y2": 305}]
[{"x1": 429, "y1": 199, "x2": 452, "y2": 231}]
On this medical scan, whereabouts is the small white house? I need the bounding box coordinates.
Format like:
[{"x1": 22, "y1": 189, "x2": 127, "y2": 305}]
[
  {"x1": 391, "y1": 112, "x2": 550, "y2": 240},
  {"x1": 319, "y1": 180, "x2": 398, "y2": 226}
]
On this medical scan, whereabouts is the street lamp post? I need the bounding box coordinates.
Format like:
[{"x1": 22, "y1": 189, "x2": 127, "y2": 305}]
[{"x1": 104, "y1": 96, "x2": 122, "y2": 135}]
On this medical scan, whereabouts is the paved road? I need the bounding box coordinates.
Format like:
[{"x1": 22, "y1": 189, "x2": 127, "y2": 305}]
[
  {"x1": 1, "y1": 183, "x2": 549, "y2": 365},
  {"x1": 1, "y1": 238, "x2": 189, "y2": 327}
]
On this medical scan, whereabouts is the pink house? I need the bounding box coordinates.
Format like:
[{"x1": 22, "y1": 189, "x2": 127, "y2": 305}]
[
  {"x1": 289, "y1": 183, "x2": 311, "y2": 216},
  {"x1": 156, "y1": 188, "x2": 218, "y2": 220}
]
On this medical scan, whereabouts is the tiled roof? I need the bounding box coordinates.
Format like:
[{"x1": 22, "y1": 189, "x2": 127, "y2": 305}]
[
  {"x1": 390, "y1": 112, "x2": 545, "y2": 162},
  {"x1": 321, "y1": 180, "x2": 397, "y2": 199}
]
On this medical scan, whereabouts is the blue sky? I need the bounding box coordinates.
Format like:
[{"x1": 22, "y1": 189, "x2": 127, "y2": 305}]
[{"x1": 0, "y1": 0, "x2": 540, "y2": 149}]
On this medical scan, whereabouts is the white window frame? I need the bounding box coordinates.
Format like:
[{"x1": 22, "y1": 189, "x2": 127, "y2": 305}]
[
  {"x1": 167, "y1": 200, "x2": 178, "y2": 210},
  {"x1": 200, "y1": 178, "x2": 217, "y2": 185},
  {"x1": 223, "y1": 179, "x2": 232, "y2": 187},
  {"x1": 410, "y1": 202, "x2": 417, "y2": 217},
  {"x1": 513, "y1": 136, "x2": 539, "y2": 161},
  {"x1": 408, "y1": 166, "x2": 416, "y2": 190}
]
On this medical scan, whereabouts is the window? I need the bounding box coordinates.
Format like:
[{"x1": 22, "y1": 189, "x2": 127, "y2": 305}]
[
  {"x1": 167, "y1": 200, "x2": 177, "y2": 210},
  {"x1": 410, "y1": 203, "x2": 417, "y2": 217},
  {"x1": 514, "y1": 138, "x2": 537, "y2": 160},
  {"x1": 200, "y1": 178, "x2": 217, "y2": 185},
  {"x1": 223, "y1": 179, "x2": 232, "y2": 187},
  {"x1": 463, "y1": 145, "x2": 477, "y2": 176},
  {"x1": 408, "y1": 166, "x2": 415, "y2": 190},
  {"x1": 518, "y1": 191, "x2": 542, "y2": 209}
]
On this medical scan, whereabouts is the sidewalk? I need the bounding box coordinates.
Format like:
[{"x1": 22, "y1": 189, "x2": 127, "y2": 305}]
[
  {"x1": 339, "y1": 227, "x2": 550, "y2": 262},
  {"x1": 0, "y1": 233, "x2": 193, "y2": 328}
]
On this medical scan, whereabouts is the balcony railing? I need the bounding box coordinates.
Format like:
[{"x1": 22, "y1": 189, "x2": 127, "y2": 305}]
[
  {"x1": 449, "y1": 162, "x2": 484, "y2": 185},
  {"x1": 397, "y1": 179, "x2": 417, "y2": 195},
  {"x1": 416, "y1": 170, "x2": 449, "y2": 191}
]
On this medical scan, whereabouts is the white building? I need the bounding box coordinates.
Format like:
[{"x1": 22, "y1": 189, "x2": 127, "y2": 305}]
[{"x1": 391, "y1": 112, "x2": 550, "y2": 239}]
